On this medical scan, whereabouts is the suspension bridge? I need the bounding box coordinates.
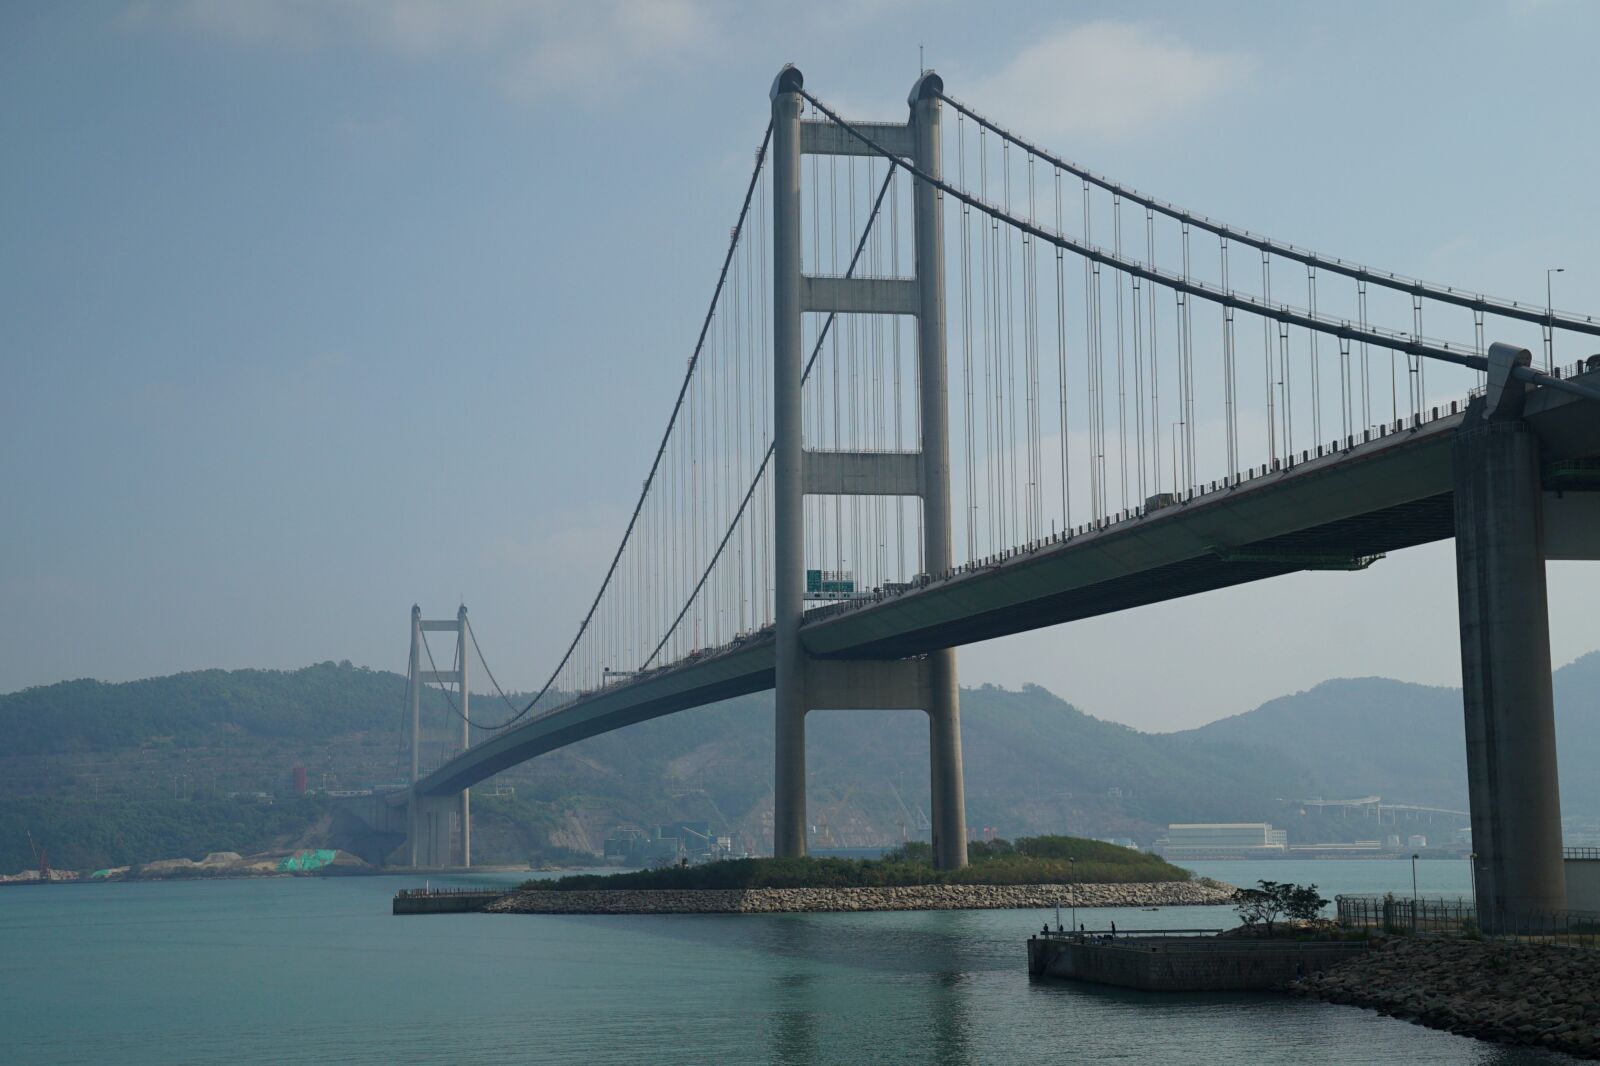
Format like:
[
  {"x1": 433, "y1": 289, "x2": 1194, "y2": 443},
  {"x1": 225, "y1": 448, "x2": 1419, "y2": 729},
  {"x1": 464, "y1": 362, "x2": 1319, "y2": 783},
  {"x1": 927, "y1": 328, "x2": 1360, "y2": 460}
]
[{"x1": 348, "y1": 66, "x2": 1600, "y2": 932}]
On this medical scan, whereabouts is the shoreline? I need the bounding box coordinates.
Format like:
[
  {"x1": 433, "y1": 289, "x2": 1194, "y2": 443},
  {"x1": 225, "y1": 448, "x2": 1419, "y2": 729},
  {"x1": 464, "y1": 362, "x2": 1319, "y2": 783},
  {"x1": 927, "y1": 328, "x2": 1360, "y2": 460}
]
[
  {"x1": 1293, "y1": 937, "x2": 1600, "y2": 1060},
  {"x1": 487, "y1": 879, "x2": 1236, "y2": 915}
]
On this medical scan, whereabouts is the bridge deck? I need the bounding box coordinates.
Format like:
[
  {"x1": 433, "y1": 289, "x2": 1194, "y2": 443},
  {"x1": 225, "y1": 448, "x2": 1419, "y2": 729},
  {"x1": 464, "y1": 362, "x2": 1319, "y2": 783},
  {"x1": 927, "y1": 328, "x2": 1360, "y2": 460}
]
[{"x1": 413, "y1": 374, "x2": 1599, "y2": 798}]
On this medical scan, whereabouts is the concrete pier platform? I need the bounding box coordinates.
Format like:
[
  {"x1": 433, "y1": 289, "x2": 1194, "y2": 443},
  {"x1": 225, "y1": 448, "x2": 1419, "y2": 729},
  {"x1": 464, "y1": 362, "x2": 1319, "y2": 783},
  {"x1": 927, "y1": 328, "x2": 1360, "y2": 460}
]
[
  {"x1": 392, "y1": 888, "x2": 503, "y2": 915},
  {"x1": 1028, "y1": 932, "x2": 1368, "y2": 991}
]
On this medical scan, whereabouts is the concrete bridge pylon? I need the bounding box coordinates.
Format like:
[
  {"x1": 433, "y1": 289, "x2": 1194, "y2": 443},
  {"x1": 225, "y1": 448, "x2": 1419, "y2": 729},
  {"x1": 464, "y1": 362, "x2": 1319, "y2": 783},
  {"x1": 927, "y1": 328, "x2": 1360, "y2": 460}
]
[
  {"x1": 407, "y1": 604, "x2": 472, "y2": 868},
  {"x1": 1454, "y1": 343, "x2": 1582, "y2": 927},
  {"x1": 770, "y1": 65, "x2": 968, "y2": 869}
]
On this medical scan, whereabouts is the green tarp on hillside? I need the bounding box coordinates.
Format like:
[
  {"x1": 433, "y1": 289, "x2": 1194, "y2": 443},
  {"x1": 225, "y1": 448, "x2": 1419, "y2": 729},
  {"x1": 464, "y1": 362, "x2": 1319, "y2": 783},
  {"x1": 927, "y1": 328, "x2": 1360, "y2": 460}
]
[{"x1": 277, "y1": 849, "x2": 337, "y2": 872}]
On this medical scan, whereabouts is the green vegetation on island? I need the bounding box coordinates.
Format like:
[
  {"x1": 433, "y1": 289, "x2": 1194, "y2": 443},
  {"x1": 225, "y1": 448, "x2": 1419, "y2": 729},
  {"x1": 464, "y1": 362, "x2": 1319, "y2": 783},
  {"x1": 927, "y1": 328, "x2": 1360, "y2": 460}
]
[{"x1": 523, "y1": 836, "x2": 1192, "y2": 891}]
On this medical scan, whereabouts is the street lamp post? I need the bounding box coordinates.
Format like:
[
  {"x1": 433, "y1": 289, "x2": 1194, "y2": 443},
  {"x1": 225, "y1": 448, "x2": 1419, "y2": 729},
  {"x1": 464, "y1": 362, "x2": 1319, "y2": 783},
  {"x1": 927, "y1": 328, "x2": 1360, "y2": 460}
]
[
  {"x1": 1547, "y1": 267, "x2": 1565, "y2": 371},
  {"x1": 1468, "y1": 851, "x2": 1478, "y2": 911},
  {"x1": 1411, "y1": 853, "x2": 1420, "y2": 930},
  {"x1": 1069, "y1": 856, "x2": 1077, "y2": 935}
]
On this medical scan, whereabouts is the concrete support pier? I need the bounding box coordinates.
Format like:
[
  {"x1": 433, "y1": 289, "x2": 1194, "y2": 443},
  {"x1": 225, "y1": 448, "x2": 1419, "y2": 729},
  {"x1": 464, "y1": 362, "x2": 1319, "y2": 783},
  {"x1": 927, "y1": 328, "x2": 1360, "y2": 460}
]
[
  {"x1": 409, "y1": 794, "x2": 458, "y2": 868},
  {"x1": 1454, "y1": 344, "x2": 1566, "y2": 925},
  {"x1": 770, "y1": 65, "x2": 809, "y2": 862},
  {"x1": 911, "y1": 74, "x2": 968, "y2": 871}
]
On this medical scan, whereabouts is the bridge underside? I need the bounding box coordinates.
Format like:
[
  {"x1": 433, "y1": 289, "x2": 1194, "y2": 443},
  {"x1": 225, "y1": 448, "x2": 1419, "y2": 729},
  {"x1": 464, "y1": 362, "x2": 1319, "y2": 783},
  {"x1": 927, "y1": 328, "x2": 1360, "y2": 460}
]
[
  {"x1": 813, "y1": 494, "x2": 1455, "y2": 659},
  {"x1": 412, "y1": 374, "x2": 1599, "y2": 812},
  {"x1": 802, "y1": 411, "x2": 1466, "y2": 660},
  {"x1": 415, "y1": 643, "x2": 775, "y2": 798}
]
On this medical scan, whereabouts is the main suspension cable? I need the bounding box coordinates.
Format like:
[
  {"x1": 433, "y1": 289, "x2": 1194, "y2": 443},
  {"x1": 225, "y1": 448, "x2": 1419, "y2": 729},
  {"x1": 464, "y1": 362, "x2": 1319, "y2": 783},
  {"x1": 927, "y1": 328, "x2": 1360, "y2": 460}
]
[
  {"x1": 467, "y1": 616, "x2": 523, "y2": 719},
  {"x1": 452, "y1": 123, "x2": 775, "y2": 735},
  {"x1": 797, "y1": 89, "x2": 1599, "y2": 400},
  {"x1": 936, "y1": 91, "x2": 1600, "y2": 338},
  {"x1": 641, "y1": 166, "x2": 899, "y2": 671}
]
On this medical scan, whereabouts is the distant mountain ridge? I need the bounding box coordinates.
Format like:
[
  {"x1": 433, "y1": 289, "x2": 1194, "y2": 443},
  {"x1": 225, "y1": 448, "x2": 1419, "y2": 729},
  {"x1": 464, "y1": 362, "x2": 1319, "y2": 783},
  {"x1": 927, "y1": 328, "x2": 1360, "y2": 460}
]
[
  {"x1": 1179, "y1": 652, "x2": 1600, "y2": 814},
  {"x1": 1, "y1": 653, "x2": 1596, "y2": 872}
]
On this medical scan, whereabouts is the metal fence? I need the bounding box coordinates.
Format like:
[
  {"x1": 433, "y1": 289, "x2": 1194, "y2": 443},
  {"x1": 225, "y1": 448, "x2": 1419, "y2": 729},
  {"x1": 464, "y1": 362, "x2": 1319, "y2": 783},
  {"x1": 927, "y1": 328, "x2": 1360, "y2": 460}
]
[
  {"x1": 1037, "y1": 927, "x2": 1222, "y2": 942},
  {"x1": 1565, "y1": 847, "x2": 1600, "y2": 861},
  {"x1": 1336, "y1": 894, "x2": 1600, "y2": 948},
  {"x1": 394, "y1": 886, "x2": 501, "y2": 899}
]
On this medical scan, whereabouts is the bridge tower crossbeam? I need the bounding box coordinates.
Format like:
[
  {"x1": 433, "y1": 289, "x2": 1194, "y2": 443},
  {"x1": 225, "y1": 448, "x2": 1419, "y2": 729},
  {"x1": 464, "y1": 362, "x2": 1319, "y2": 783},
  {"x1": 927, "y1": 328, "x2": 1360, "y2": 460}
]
[{"x1": 771, "y1": 65, "x2": 968, "y2": 869}]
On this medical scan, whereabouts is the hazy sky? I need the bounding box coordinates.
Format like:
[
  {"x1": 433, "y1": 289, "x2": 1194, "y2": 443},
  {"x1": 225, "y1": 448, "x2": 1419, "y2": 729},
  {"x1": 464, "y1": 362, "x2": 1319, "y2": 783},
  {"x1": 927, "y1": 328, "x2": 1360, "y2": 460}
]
[{"x1": 3, "y1": 1, "x2": 1598, "y2": 732}]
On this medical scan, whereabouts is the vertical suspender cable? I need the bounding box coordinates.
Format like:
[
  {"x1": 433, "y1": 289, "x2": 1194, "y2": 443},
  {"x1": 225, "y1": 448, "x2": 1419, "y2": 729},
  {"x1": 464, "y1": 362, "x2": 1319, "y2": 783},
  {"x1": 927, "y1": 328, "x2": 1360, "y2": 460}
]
[
  {"x1": 1113, "y1": 195, "x2": 1129, "y2": 513},
  {"x1": 810, "y1": 150, "x2": 822, "y2": 575},
  {"x1": 1148, "y1": 209, "x2": 1162, "y2": 492},
  {"x1": 1176, "y1": 227, "x2": 1189, "y2": 493},
  {"x1": 712, "y1": 254, "x2": 723, "y2": 643},
  {"x1": 991, "y1": 137, "x2": 1008, "y2": 548},
  {"x1": 1181, "y1": 222, "x2": 1195, "y2": 493},
  {"x1": 758, "y1": 162, "x2": 772, "y2": 626},
  {"x1": 1030, "y1": 151, "x2": 1043, "y2": 531},
  {"x1": 891, "y1": 165, "x2": 906, "y2": 579},
  {"x1": 1131, "y1": 243, "x2": 1146, "y2": 504},
  {"x1": 1279, "y1": 319, "x2": 1293, "y2": 458},
  {"x1": 1473, "y1": 309, "x2": 1486, "y2": 391},
  {"x1": 1084, "y1": 180, "x2": 1102, "y2": 523},
  {"x1": 1307, "y1": 265, "x2": 1322, "y2": 445},
  {"x1": 846, "y1": 157, "x2": 859, "y2": 584},
  {"x1": 1262, "y1": 250, "x2": 1276, "y2": 466},
  {"x1": 831, "y1": 155, "x2": 843, "y2": 578},
  {"x1": 1337, "y1": 334, "x2": 1352, "y2": 444},
  {"x1": 1003, "y1": 142, "x2": 1019, "y2": 543},
  {"x1": 1411, "y1": 295, "x2": 1425, "y2": 420},
  {"x1": 1357, "y1": 279, "x2": 1371, "y2": 432},
  {"x1": 980, "y1": 129, "x2": 997, "y2": 554},
  {"x1": 1055, "y1": 168, "x2": 1072, "y2": 533},
  {"x1": 1173, "y1": 290, "x2": 1186, "y2": 492},
  {"x1": 1220, "y1": 235, "x2": 1237, "y2": 481},
  {"x1": 959, "y1": 115, "x2": 978, "y2": 562}
]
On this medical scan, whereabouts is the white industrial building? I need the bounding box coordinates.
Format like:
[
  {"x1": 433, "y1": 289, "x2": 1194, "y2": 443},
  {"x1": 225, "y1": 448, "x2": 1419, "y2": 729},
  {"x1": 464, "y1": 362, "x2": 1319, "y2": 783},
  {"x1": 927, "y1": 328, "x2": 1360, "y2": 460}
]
[{"x1": 1156, "y1": 823, "x2": 1288, "y2": 859}]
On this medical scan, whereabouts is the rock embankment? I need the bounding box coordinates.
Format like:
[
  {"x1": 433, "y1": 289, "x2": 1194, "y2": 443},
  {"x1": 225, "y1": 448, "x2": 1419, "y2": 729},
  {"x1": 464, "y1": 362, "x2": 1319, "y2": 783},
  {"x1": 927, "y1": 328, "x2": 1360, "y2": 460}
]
[
  {"x1": 0, "y1": 868, "x2": 79, "y2": 884},
  {"x1": 1293, "y1": 938, "x2": 1600, "y2": 1060},
  {"x1": 487, "y1": 878, "x2": 1234, "y2": 915}
]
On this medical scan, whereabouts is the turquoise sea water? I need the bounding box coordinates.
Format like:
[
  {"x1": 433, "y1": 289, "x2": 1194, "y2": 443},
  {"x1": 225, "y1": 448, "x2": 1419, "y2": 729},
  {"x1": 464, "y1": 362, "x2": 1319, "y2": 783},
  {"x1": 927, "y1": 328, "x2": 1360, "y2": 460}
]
[{"x1": 0, "y1": 860, "x2": 1577, "y2": 1065}]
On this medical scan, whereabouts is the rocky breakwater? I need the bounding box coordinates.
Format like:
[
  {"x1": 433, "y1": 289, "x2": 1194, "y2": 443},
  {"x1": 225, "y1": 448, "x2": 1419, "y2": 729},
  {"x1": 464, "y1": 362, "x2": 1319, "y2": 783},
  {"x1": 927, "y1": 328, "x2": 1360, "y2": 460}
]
[
  {"x1": 487, "y1": 878, "x2": 1235, "y2": 916},
  {"x1": 0, "y1": 868, "x2": 79, "y2": 884},
  {"x1": 1293, "y1": 937, "x2": 1600, "y2": 1059}
]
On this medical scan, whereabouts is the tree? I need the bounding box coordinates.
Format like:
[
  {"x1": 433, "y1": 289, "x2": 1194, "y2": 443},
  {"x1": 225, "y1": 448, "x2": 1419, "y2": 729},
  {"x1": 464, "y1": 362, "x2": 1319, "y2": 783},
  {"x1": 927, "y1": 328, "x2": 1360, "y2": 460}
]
[
  {"x1": 1233, "y1": 880, "x2": 1326, "y2": 935},
  {"x1": 1284, "y1": 883, "x2": 1329, "y2": 922}
]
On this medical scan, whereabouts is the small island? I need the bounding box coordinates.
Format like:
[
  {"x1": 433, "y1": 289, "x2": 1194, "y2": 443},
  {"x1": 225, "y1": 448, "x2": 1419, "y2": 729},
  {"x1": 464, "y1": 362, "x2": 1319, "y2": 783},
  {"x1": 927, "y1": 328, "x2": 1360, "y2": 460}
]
[{"x1": 488, "y1": 836, "x2": 1235, "y2": 915}]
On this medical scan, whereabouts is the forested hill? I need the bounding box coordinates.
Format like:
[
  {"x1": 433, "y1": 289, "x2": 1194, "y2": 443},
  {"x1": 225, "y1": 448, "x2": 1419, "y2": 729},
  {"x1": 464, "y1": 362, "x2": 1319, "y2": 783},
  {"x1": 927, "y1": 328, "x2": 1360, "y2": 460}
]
[
  {"x1": 2, "y1": 654, "x2": 1597, "y2": 873},
  {"x1": 0, "y1": 661, "x2": 440, "y2": 755}
]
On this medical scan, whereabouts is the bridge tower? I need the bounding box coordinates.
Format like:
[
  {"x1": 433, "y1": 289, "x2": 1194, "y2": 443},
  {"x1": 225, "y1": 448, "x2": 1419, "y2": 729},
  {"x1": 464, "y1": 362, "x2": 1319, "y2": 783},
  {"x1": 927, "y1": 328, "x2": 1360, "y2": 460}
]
[
  {"x1": 1454, "y1": 344, "x2": 1590, "y2": 927},
  {"x1": 770, "y1": 65, "x2": 968, "y2": 868},
  {"x1": 408, "y1": 604, "x2": 471, "y2": 868}
]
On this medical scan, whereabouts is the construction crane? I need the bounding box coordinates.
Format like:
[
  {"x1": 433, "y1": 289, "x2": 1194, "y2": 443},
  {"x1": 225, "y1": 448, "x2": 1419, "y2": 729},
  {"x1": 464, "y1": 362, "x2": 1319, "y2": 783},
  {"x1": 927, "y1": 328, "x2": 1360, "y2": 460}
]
[
  {"x1": 667, "y1": 787, "x2": 736, "y2": 840},
  {"x1": 887, "y1": 780, "x2": 929, "y2": 840},
  {"x1": 26, "y1": 830, "x2": 50, "y2": 882},
  {"x1": 813, "y1": 783, "x2": 857, "y2": 849}
]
